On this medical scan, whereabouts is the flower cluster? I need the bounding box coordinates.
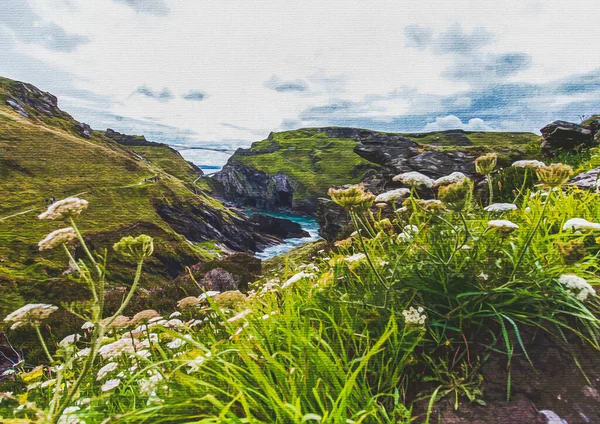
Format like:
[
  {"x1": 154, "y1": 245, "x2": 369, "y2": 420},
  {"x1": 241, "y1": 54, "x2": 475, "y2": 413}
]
[
  {"x1": 475, "y1": 153, "x2": 497, "y2": 175},
  {"x1": 328, "y1": 185, "x2": 375, "y2": 212},
  {"x1": 282, "y1": 271, "x2": 315, "y2": 289},
  {"x1": 563, "y1": 218, "x2": 600, "y2": 232},
  {"x1": 402, "y1": 306, "x2": 426, "y2": 325},
  {"x1": 438, "y1": 177, "x2": 473, "y2": 212},
  {"x1": 374, "y1": 188, "x2": 410, "y2": 203},
  {"x1": 487, "y1": 219, "x2": 519, "y2": 237},
  {"x1": 558, "y1": 274, "x2": 596, "y2": 301},
  {"x1": 484, "y1": 203, "x2": 517, "y2": 213},
  {"x1": 38, "y1": 197, "x2": 89, "y2": 220},
  {"x1": 433, "y1": 172, "x2": 467, "y2": 187},
  {"x1": 3, "y1": 303, "x2": 58, "y2": 330},
  {"x1": 511, "y1": 160, "x2": 546, "y2": 169},
  {"x1": 392, "y1": 171, "x2": 434, "y2": 188},
  {"x1": 536, "y1": 163, "x2": 573, "y2": 187},
  {"x1": 38, "y1": 227, "x2": 77, "y2": 251}
]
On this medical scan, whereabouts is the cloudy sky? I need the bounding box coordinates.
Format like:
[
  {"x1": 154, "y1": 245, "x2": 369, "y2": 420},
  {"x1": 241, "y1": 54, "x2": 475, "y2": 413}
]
[{"x1": 1, "y1": 0, "x2": 600, "y2": 149}]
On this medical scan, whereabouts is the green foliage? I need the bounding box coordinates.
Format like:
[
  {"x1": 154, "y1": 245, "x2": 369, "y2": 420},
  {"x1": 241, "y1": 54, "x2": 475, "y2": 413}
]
[{"x1": 3, "y1": 160, "x2": 600, "y2": 422}]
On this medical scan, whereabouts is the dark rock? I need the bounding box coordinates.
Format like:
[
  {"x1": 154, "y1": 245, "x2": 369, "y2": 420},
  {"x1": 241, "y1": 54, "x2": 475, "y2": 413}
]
[
  {"x1": 201, "y1": 268, "x2": 237, "y2": 292},
  {"x1": 73, "y1": 122, "x2": 93, "y2": 139},
  {"x1": 316, "y1": 198, "x2": 352, "y2": 241},
  {"x1": 151, "y1": 186, "x2": 277, "y2": 253},
  {"x1": 247, "y1": 213, "x2": 310, "y2": 239},
  {"x1": 5, "y1": 99, "x2": 29, "y2": 118},
  {"x1": 540, "y1": 120, "x2": 594, "y2": 156},
  {"x1": 212, "y1": 162, "x2": 297, "y2": 210},
  {"x1": 407, "y1": 150, "x2": 475, "y2": 178},
  {"x1": 6, "y1": 81, "x2": 61, "y2": 117},
  {"x1": 570, "y1": 167, "x2": 599, "y2": 190}
]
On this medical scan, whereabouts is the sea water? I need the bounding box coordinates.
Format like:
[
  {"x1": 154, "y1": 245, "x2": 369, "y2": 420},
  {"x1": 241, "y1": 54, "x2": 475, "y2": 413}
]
[{"x1": 246, "y1": 211, "x2": 322, "y2": 260}]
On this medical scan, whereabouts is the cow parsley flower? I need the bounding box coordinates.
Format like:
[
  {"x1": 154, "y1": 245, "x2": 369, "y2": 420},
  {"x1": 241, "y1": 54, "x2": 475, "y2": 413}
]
[
  {"x1": 402, "y1": 306, "x2": 427, "y2": 325},
  {"x1": 392, "y1": 171, "x2": 434, "y2": 188},
  {"x1": 558, "y1": 274, "x2": 596, "y2": 301},
  {"x1": 4, "y1": 303, "x2": 58, "y2": 329},
  {"x1": 227, "y1": 308, "x2": 253, "y2": 323},
  {"x1": 101, "y1": 378, "x2": 120, "y2": 392},
  {"x1": 374, "y1": 188, "x2": 410, "y2": 203},
  {"x1": 487, "y1": 220, "x2": 519, "y2": 237},
  {"x1": 484, "y1": 203, "x2": 517, "y2": 213},
  {"x1": 97, "y1": 362, "x2": 119, "y2": 381},
  {"x1": 39, "y1": 197, "x2": 89, "y2": 220},
  {"x1": 81, "y1": 321, "x2": 94, "y2": 330},
  {"x1": 344, "y1": 253, "x2": 366, "y2": 263},
  {"x1": 58, "y1": 334, "x2": 80, "y2": 347},
  {"x1": 563, "y1": 218, "x2": 600, "y2": 232},
  {"x1": 38, "y1": 227, "x2": 77, "y2": 251},
  {"x1": 282, "y1": 272, "x2": 315, "y2": 288},
  {"x1": 166, "y1": 338, "x2": 185, "y2": 349},
  {"x1": 511, "y1": 160, "x2": 546, "y2": 169},
  {"x1": 433, "y1": 172, "x2": 467, "y2": 187}
]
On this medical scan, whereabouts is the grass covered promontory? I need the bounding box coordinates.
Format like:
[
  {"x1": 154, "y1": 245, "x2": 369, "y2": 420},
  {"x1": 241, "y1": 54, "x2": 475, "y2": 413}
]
[{"x1": 217, "y1": 127, "x2": 541, "y2": 209}]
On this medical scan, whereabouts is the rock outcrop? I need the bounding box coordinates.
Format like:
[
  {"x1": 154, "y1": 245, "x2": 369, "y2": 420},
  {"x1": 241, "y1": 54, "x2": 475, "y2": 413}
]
[
  {"x1": 213, "y1": 162, "x2": 297, "y2": 210},
  {"x1": 105, "y1": 128, "x2": 164, "y2": 147},
  {"x1": 540, "y1": 120, "x2": 595, "y2": 156},
  {"x1": 316, "y1": 198, "x2": 352, "y2": 241},
  {"x1": 570, "y1": 167, "x2": 599, "y2": 191},
  {"x1": 247, "y1": 213, "x2": 310, "y2": 239}
]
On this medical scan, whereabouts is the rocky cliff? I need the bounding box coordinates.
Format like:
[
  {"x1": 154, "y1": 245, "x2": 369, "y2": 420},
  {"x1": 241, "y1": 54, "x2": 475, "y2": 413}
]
[{"x1": 212, "y1": 127, "x2": 540, "y2": 218}]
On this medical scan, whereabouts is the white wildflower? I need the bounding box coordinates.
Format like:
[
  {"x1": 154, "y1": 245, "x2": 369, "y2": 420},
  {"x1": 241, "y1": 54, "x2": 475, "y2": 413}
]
[
  {"x1": 96, "y1": 362, "x2": 119, "y2": 381},
  {"x1": 227, "y1": 308, "x2": 252, "y2": 323},
  {"x1": 511, "y1": 160, "x2": 546, "y2": 169},
  {"x1": 38, "y1": 227, "x2": 77, "y2": 251},
  {"x1": 487, "y1": 220, "x2": 519, "y2": 231},
  {"x1": 148, "y1": 316, "x2": 165, "y2": 324},
  {"x1": 98, "y1": 338, "x2": 137, "y2": 360},
  {"x1": 139, "y1": 370, "x2": 164, "y2": 396},
  {"x1": 484, "y1": 203, "x2": 518, "y2": 213},
  {"x1": 198, "y1": 291, "x2": 220, "y2": 301},
  {"x1": 397, "y1": 224, "x2": 419, "y2": 242},
  {"x1": 169, "y1": 311, "x2": 182, "y2": 318},
  {"x1": 39, "y1": 197, "x2": 89, "y2": 220},
  {"x1": 4, "y1": 303, "x2": 58, "y2": 328},
  {"x1": 562, "y1": 218, "x2": 600, "y2": 232},
  {"x1": 558, "y1": 274, "x2": 596, "y2": 301},
  {"x1": 166, "y1": 338, "x2": 185, "y2": 349},
  {"x1": 433, "y1": 172, "x2": 467, "y2": 187},
  {"x1": 101, "y1": 378, "x2": 120, "y2": 392},
  {"x1": 75, "y1": 348, "x2": 90, "y2": 359},
  {"x1": 344, "y1": 253, "x2": 366, "y2": 263},
  {"x1": 59, "y1": 334, "x2": 80, "y2": 347},
  {"x1": 57, "y1": 406, "x2": 83, "y2": 424},
  {"x1": 132, "y1": 349, "x2": 152, "y2": 359},
  {"x1": 374, "y1": 188, "x2": 411, "y2": 203},
  {"x1": 402, "y1": 306, "x2": 427, "y2": 325},
  {"x1": 81, "y1": 321, "x2": 94, "y2": 330},
  {"x1": 282, "y1": 272, "x2": 315, "y2": 288},
  {"x1": 40, "y1": 379, "x2": 56, "y2": 388},
  {"x1": 165, "y1": 319, "x2": 184, "y2": 329},
  {"x1": 392, "y1": 171, "x2": 434, "y2": 188}
]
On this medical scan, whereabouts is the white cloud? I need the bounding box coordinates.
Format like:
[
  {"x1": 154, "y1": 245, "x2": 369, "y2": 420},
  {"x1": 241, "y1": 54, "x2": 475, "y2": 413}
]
[
  {"x1": 424, "y1": 115, "x2": 494, "y2": 131},
  {"x1": 1, "y1": 0, "x2": 599, "y2": 145}
]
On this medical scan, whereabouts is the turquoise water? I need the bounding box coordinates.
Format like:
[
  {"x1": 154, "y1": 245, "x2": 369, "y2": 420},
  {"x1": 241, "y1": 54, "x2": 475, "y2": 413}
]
[{"x1": 246, "y1": 211, "x2": 322, "y2": 260}]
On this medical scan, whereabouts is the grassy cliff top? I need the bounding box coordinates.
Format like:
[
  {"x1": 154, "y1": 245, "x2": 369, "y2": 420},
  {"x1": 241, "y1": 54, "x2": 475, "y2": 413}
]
[{"x1": 231, "y1": 127, "x2": 540, "y2": 202}]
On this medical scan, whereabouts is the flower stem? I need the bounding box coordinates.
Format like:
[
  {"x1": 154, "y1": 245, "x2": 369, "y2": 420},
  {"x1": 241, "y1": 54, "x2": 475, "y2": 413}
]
[{"x1": 35, "y1": 325, "x2": 53, "y2": 363}]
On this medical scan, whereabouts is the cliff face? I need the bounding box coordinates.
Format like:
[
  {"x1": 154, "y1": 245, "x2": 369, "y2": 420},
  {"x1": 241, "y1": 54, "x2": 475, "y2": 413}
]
[{"x1": 212, "y1": 127, "x2": 539, "y2": 216}]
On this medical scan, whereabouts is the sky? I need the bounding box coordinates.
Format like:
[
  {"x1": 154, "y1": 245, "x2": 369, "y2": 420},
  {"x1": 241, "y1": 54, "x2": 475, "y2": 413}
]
[{"x1": 1, "y1": 0, "x2": 600, "y2": 150}]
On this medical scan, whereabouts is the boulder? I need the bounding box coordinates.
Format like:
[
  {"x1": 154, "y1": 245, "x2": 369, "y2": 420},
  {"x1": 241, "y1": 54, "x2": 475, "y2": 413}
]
[
  {"x1": 247, "y1": 213, "x2": 310, "y2": 239},
  {"x1": 569, "y1": 167, "x2": 599, "y2": 191},
  {"x1": 73, "y1": 122, "x2": 93, "y2": 139},
  {"x1": 5, "y1": 99, "x2": 29, "y2": 118},
  {"x1": 540, "y1": 120, "x2": 594, "y2": 156},
  {"x1": 316, "y1": 198, "x2": 352, "y2": 241}
]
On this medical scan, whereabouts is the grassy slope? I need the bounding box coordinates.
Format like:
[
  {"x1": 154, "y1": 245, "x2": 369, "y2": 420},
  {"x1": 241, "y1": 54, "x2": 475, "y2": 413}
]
[
  {"x1": 0, "y1": 82, "x2": 231, "y2": 316},
  {"x1": 130, "y1": 145, "x2": 201, "y2": 185},
  {"x1": 232, "y1": 128, "x2": 540, "y2": 202},
  {"x1": 234, "y1": 129, "x2": 381, "y2": 203}
]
